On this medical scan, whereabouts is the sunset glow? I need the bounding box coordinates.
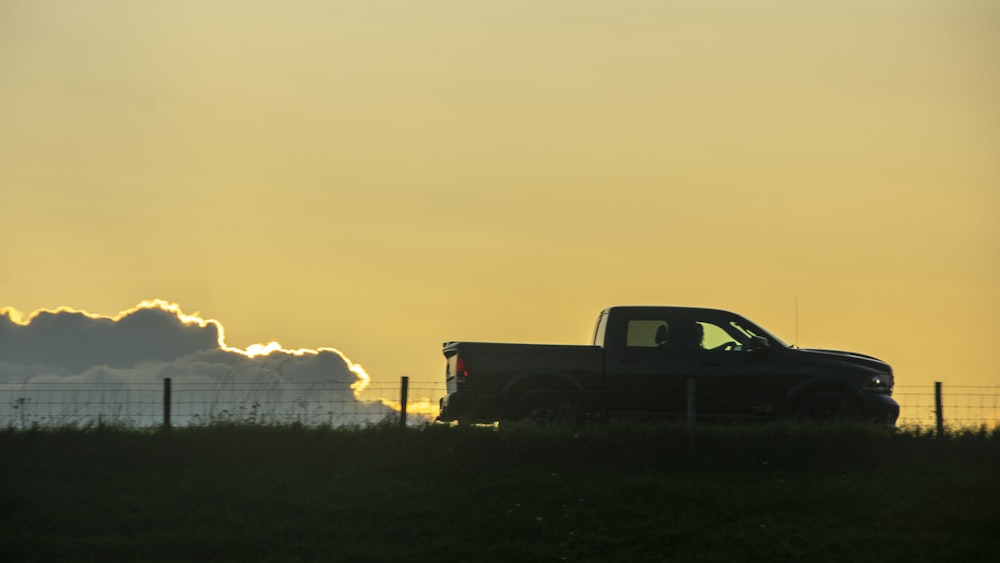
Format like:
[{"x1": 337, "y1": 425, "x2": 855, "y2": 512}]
[{"x1": 1, "y1": 0, "x2": 997, "y2": 409}]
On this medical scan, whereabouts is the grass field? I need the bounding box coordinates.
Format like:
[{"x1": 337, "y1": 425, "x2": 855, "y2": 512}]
[{"x1": 2, "y1": 422, "x2": 998, "y2": 562}]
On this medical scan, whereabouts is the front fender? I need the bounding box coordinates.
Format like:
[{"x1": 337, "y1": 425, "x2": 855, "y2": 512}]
[{"x1": 785, "y1": 378, "x2": 865, "y2": 414}]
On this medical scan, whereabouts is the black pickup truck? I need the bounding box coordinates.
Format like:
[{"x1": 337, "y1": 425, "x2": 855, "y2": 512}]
[{"x1": 437, "y1": 306, "x2": 899, "y2": 425}]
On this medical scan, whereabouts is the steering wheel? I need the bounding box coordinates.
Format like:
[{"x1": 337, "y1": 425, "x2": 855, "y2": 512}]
[{"x1": 712, "y1": 341, "x2": 739, "y2": 351}]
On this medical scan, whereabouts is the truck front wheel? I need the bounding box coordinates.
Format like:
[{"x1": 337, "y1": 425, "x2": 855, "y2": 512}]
[{"x1": 508, "y1": 389, "x2": 578, "y2": 425}]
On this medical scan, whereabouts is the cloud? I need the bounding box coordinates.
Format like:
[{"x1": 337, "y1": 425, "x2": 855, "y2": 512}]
[{"x1": 0, "y1": 300, "x2": 399, "y2": 427}]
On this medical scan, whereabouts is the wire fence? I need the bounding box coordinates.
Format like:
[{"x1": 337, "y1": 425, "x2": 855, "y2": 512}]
[
  {"x1": 894, "y1": 385, "x2": 1000, "y2": 430},
  {"x1": 1, "y1": 379, "x2": 997, "y2": 430},
  {"x1": 0, "y1": 379, "x2": 445, "y2": 429}
]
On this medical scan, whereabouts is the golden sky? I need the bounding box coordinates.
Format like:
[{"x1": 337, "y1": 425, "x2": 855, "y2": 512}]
[{"x1": 2, "y1": 0, "x2": 998, "y2": 399}]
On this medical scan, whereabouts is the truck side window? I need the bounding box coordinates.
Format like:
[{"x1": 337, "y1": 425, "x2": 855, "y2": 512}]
[
  {"x1": 699, "y1": 322, "x2": 731, "y2": 349},
  {"x1": 696, "y1": 319, "x2": 745, "y2": 351},
  {"x1": 626, "y1": 320, "x2": 670, "y2": 348}
]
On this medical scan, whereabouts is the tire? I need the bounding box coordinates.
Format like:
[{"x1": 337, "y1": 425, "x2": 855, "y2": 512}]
[
  {"x1": 794, "y1": 391, "x2": 862, "y2": 422},
  {"x1": 508, "y1": 389, "x2": 578, "y2": 425}
]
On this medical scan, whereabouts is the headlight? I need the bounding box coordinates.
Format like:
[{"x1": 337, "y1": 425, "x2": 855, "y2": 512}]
[{"x1": 864, "y1": 374, "x2": 893, "y2": 393}]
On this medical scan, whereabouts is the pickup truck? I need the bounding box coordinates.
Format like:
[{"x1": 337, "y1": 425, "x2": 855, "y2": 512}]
[{"x1": 437, "y1": 306, "x2": 899, "y2": 425}]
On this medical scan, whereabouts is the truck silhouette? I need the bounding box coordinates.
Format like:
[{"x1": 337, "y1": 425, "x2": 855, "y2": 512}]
[{"x1": 437, "y1": 306, "x2": 899, "y2": 425}]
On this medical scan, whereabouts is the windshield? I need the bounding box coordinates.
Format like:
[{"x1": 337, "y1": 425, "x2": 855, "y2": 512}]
[
  {"x1": 733, "y1": 316, "x2": 789, "y2": 348},
  {"x1": 696, "y1": 315, "x2": 790, "y2": 350}
]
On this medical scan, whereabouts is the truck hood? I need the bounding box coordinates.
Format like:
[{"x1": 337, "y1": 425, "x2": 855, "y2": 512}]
[{"x1": 796, "y1": 348, "x2": 892, "y2": 373}]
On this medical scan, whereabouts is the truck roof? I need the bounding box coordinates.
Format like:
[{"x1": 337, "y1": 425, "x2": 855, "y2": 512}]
[{"x1": 601, "y1": 305, "x2": 737, "y2": 316}]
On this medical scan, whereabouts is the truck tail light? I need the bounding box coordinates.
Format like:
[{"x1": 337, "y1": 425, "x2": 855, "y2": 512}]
[{"x1": 455, "y1": 357, "x2": 470, "y2": 379}]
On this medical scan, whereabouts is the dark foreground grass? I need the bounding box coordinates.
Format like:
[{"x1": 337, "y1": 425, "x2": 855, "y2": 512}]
[{"x1": 1, "y1": 422, "x2": 998, "y2": 563}]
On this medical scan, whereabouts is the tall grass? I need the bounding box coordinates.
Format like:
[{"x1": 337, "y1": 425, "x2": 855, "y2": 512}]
[{"x1": 1, "y1": 422, "x2": 998, "y2": 562}]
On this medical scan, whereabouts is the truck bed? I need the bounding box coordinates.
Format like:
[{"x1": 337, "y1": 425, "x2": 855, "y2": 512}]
[{"x1": 440, "y1": 342, "x2": 604, "y2": 422}]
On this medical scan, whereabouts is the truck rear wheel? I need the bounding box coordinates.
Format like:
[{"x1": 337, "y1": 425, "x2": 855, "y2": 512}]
[
  {"x1": 509, "y1": 389, "x2": 578, "y2": 425},
  {"x1": 795, "y1": 391, "x2": 862, "y2": 421}
]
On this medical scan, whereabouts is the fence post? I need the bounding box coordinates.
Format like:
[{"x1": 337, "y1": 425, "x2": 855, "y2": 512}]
[
  {"x1": 400, "y1": 376, "x2": 409, "y2": 428},
  {"x1": 686, "y1": 378, "x2": 696, "y2": 428},
  {"x1": 934, "y1": 381, "x2": 944, "y2": 436},
  {"x1": 163, "y1": 377, "x2": 172, "y2": 431}
]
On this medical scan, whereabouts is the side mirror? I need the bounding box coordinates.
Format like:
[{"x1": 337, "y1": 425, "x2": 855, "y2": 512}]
[{"x1": 747, "y1": 335, "x2": 770, "y2": 352}]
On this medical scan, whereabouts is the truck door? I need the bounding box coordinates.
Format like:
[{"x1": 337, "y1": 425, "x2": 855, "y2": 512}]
[
  {"x1": 604, "y1": 316, "x2": 697, "y2": 418},
  {"x1": 692, "y1": 316, "x2": 789, "y2": 420}
]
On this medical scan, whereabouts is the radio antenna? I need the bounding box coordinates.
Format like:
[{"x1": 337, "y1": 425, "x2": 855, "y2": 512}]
[{"x1": 794, "y1": 296, "x2": 799, "y2": 348}]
